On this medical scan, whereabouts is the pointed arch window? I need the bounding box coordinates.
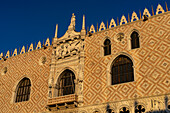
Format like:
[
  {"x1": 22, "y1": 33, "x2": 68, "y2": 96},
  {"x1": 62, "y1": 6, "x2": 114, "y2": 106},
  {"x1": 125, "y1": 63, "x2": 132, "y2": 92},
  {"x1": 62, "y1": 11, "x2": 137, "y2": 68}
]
[
  {"x1": 15, "y1": 78, "x2": 31, "y2": 102},
  {"x1": 131, "y1": 31, "x2": 140, "y2": 49},
  {"x1": 111, "y1": 55, "x2": 134, "y2": 85},
  {"x1": 58, "y1": 69, "x2": 75, "y2": 96},
  {"x1": 104, "y1": 39, "x2": 111, "y2": 56}
]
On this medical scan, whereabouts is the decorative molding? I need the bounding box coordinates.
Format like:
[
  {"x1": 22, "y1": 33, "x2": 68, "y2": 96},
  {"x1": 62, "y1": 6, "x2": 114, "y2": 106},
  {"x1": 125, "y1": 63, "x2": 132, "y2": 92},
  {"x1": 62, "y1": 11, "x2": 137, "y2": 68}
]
[{"x1": 156, "y1": 4, "x2": 165, "y2": 14}]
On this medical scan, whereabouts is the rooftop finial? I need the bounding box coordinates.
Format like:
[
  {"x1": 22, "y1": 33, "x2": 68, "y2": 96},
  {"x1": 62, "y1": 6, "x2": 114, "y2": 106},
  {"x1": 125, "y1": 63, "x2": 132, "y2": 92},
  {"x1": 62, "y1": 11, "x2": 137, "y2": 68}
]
[
  {"x1": 68, "y1": 13, "x2": 76, "y2": 31},
  {"x1": 55, "y1": 24, "x2": 58, "y2": 38},
  {"x1": 165, "y1": 2, "x2": 168, "y2": 11},
  {"x1": 82, "y1": 15, "x2": 85, "y2": 30}
]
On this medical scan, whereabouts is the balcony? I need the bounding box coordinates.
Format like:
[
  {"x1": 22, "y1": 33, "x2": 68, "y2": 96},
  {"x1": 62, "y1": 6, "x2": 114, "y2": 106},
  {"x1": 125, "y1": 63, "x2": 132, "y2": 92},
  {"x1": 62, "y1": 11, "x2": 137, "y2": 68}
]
[{"x1": 47, "y1": 94, "x2": 78, "y2": 105}]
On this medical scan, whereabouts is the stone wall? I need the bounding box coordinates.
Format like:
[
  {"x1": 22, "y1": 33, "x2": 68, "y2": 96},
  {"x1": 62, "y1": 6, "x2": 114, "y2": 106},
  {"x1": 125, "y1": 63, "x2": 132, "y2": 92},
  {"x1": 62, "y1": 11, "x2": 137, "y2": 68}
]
[
  {"x1": 0, "y1": 46, "x2": 52, "y2": 113},
  {"x1": 83, "y1": 12, "x2": 170, "y2": 110}
]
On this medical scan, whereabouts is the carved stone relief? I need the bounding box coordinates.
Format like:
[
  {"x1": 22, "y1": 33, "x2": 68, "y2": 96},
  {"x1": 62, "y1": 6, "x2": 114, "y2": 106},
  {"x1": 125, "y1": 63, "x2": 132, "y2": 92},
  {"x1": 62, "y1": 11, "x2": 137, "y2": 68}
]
[{"x1": 56, "y1": 39, "x2": 81, "y2": 58}]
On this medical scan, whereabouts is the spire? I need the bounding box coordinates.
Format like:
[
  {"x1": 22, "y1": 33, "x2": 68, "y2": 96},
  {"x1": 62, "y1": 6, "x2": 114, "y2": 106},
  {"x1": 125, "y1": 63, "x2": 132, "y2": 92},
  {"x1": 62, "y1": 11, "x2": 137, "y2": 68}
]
[
  {"x1": 55, "y1": 24, "x2": 58, "y2": 38},
  {"x1": 82, "y1": 15, "x2": 85, "y2": 30},
  {"x1": 139, "y1": 10, "x2": 141, "y2": 19},
  {"x1": 152, "y1": 6, "x2": 154, "y2": 15},
  {"x1": 97, "y1": 23, "x2": 98, "y2": 31},
  {"x1": 128, "y1": 13, "x2": 130, "y2": 22},
  {"x1": 165, "y1": 2, "x2": 168, "y2": 12}
]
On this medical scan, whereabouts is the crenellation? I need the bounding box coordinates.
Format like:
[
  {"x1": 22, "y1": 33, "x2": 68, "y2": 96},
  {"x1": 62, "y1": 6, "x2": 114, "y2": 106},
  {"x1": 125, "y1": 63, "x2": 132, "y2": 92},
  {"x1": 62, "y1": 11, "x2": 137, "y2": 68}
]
[
  {"x1": 0, "y1": 38, "x2": 51, "y2": 60},
  {"x1": 156, "y1": 4, "x2": 165, "y2": 15},
  {"x1": 120, "y1": 15, "x2": 128, "y2": 25},
  {"x1": 99, "y1": 21, "x2": 106, "y2": 31},
  {"x1": 90, "y1": 24, "x2": 96, "y2": 33},
  {"x1": 109, "y1": 18, "x2": 116, "y2": 28},
  {"x1": 143, "y1": 8, "x2": 151, "y2": 18},
  {"x1": 131, "y1": 11, "x2": 139, "y2": 22},
  {"x1": 12, "y1": 49, "x2": 17, "y2": 56},
  {"x1": 5, "y1": 50, "x2": 10, "y2": 58},
  {"x1": 89, "y1": 3, "x2": 168, "y2": 35},
  {"x1": 36, "y1": 41, "x2": 42, "y2": 49}
]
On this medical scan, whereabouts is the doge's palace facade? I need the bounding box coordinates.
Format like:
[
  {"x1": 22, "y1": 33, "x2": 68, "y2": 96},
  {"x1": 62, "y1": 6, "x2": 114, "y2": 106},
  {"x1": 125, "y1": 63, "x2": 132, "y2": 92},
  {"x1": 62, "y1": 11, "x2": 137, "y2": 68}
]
[{"x1": 0, "y1": 3, "x2": 169, "y2": 113}]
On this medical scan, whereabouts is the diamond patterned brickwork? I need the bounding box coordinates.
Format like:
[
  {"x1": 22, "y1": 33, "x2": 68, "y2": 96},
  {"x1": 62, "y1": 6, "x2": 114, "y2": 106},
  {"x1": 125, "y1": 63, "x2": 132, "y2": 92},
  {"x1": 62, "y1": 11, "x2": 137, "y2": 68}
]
[
  {"x1": 0, "y1": 46, "x2": 52, "y2": 113},
  {"x1": 84, "y1": 12, "x2": 170, "y2": 105}
]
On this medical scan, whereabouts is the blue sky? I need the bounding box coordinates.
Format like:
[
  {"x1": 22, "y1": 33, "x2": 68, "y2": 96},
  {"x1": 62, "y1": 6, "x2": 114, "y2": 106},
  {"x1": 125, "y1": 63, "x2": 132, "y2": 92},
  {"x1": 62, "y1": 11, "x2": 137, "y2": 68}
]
[{"x1": 0, "y1": 0, "x2": 169, "y2": 54}]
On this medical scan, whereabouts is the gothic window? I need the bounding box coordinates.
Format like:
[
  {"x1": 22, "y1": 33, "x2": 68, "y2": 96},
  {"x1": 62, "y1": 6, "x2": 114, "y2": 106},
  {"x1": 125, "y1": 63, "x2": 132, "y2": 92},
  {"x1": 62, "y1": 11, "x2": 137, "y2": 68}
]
[
  {"x1": 108, "y1": 109, "x2": 114, "y2": 113},
  {"x1": 104, "y1": 39, "x2": 111, "y2": 56},
  {"x1": 120, "y1": 107, "x2": 129, "y2": 113},
  {"x1": 131, "y1": 31, "x2": 140, "y2": 49},
  {"x1": 15, "y1": 78, "x2": 31, "y2": 102},
  {"x1": 135, "y1": 105, "x2": 145, "y2": 113},
  {"x1": 111, "y1": 55, "x2": 134, "y2": 85},
  {"x1": 58, "y1": 69, "x2": 75, "y2": 96}
]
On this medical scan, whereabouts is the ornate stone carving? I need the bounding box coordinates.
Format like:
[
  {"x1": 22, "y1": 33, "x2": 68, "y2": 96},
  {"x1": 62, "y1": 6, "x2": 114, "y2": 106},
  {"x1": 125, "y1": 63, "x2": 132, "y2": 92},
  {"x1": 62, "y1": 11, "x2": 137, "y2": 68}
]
[
  {"x1": 131, "y1": 11, "x2": 139, "y2": 22},
  {"x1": 28, "y1": 43, "x2": 34, "y2": 52},
  {"x1": 109, "y1": 18, "x2": 116, "y2": 28},
  {"x1": 45, "y1": 38, "x2": 50, "y2": 46},
  {"x1": 143, "y1": 8, "x2": 151, "y2": 17},
  {"x1": 156, "y1": 4, "x2": 165, "y2": 14},
  {"x1": 99, "y1": 21, "x2": 106, "y2": 31},
  {"x1": 56, "y1": 40, "x2": 81, "y2": 58},
  {"x1": 36, "y1": 41, "x2": 41, "y2": 49},
  {"x1": 68, "y1": 13, "x2": 76, "y2": 31},
  {"x1": 116, "y1": 33, "x2": 124, "y2": 42},
  {"x1": 90, "y1": 24, "x2": 96, "y2": 33},
  {"x1": 5, "y1": 50, "x2": 10, "y2": 58},
  {"x1": 120, "y1": 15, "x2": 127, "y2": 25},
  {"x1": 20, "y1": 46, "x2": 25, "y2": 54},
  {"x1": 12, "y1": 49, "x2": 17, "y2": 56}
]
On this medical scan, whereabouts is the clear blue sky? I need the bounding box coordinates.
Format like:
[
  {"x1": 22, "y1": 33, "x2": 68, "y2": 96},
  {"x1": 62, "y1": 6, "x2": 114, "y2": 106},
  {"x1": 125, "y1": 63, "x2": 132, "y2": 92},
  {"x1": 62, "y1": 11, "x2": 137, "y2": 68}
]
[{"x1": 0, "y1": 0, "x2": 169, "y2": 54}]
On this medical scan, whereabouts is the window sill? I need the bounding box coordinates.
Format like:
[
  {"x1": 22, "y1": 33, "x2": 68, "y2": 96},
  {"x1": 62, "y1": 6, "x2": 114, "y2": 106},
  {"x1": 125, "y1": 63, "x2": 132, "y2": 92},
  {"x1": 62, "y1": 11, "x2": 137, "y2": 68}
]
[{"x1": 107, "y1": 80, "x2": 135, "y2": 87}]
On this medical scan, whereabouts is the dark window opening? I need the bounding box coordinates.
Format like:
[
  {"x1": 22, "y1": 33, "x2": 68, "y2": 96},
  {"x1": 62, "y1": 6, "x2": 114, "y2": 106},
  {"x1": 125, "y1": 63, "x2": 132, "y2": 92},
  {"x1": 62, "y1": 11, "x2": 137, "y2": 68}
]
[
  {"x1": 15, "y1": 78, "x2": 31, "y2": 102},
  {"x1": 120, "y1": 107, "x2": 129, "y2": 113},
  {"x1": 58, "y1": 69, "x2": 75, "y2": 96},
  {"x1": 104, "y1": 39, "x2": 111, "y2": 56},
  {"x1": 112, "y1": 55, "x2": 134, "y2": 85},
  {"x1": 131, "y1": 31, "x2": 140, "y2": 49},
  {"x1": 135, "y1": 105, "x2": 145, "y2": 113}
]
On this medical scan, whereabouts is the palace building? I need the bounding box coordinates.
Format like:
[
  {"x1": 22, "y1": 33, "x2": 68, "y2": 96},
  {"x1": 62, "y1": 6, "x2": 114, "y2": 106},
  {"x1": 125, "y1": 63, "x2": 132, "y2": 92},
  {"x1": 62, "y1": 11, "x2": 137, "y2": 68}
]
[{"x1": 0, "y1": 3, "x2": 169, "y2": 113}]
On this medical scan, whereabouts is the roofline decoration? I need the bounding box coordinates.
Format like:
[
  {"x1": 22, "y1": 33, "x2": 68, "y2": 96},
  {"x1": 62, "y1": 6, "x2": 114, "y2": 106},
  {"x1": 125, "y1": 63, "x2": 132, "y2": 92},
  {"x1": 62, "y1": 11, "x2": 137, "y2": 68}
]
[
  {"x1": 0, "y1": 3, "x2": 169, "y2": 61},
  {"x1": 89, "y1": 3, "x2": 169, "y2": 33},
  {"x1": 0, "y1": 38, "x2": 51, "y2": 61}
]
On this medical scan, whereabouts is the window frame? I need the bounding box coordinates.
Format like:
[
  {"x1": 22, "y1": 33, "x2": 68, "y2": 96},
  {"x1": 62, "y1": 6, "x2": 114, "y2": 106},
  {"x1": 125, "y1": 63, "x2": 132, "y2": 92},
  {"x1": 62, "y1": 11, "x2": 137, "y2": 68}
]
[
  {"x1": 15, "y1": 77, "x2": 31, "y2": 103},
  {"x1": 107, "y1": 53, "x2": 136, "y2": 86},
  {"x1": 131, "y1": 31, "x2": 140, "y2": 49},
  {"x1": 57, "y1": 69, "x2": 76, "y2": 97},
  {"x1": 102, "y1": 38, "x2": 112, "y2": 56},
  {"x1": 111, "y1": 55, "x2": 134, "y2": 85}
]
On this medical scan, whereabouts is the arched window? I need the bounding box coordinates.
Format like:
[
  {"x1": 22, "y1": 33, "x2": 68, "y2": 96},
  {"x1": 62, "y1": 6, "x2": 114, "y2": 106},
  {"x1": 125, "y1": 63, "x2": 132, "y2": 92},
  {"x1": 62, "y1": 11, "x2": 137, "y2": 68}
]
[
  {"x1": 120, "y1": 107, "x2": 129, "y2": 113},
  {"x1": 111, "y1": 55, "x2": 134, "y2": 85},
  {"x1": 131, "y1": 31, "x2": 140, "y2": 49},
  {"x1": 15, "y1": 78, "x2": 31, "y2": 102},
  {"x1": 104, "y1": 39, "x2": 111, "y2": 56},
  {"x1": 58, "y1": 69, "x2": 75, "y2": 96}
]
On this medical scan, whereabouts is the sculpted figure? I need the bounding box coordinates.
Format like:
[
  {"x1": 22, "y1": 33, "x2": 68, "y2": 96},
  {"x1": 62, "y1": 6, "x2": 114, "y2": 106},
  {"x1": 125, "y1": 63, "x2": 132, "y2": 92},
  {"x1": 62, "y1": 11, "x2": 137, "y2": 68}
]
[
  {"x1": 68, "y1": 13, "x2": 76, "y2": 30},
  {"x1": 62, "y1": 44, "x2": 68, "y2": 56}
]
